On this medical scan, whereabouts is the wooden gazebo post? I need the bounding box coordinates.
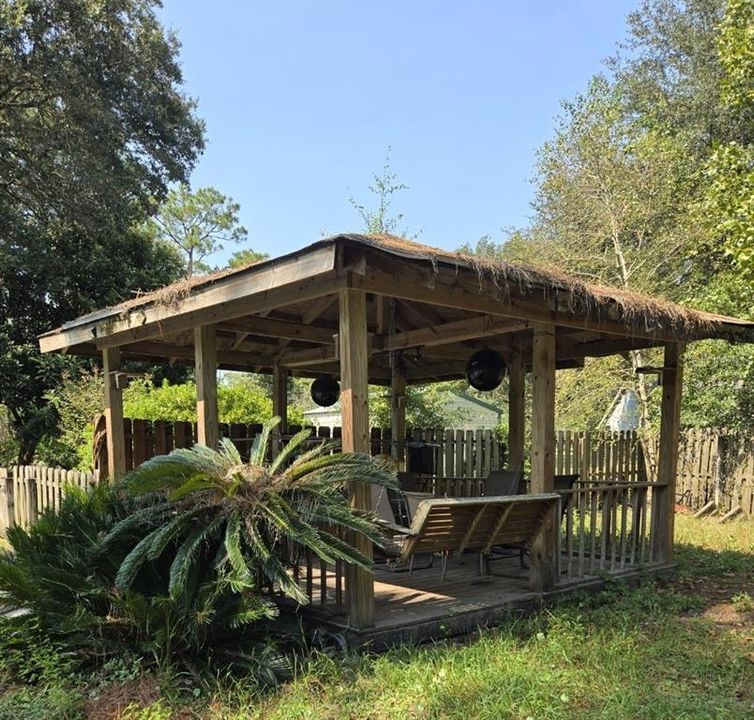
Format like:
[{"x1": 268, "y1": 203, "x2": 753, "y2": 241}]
[
  {"x1": 339, "y1": 287, "x2": 375, "y2": 628},
  {"x1": 507, "y1": 346, "x2": 526, "y2": 473},
  {"x1": 529, "y1": 323, "x2": 556, "y2": 591},
  {"x1": 390, "y1": 354, "x2": 406, "y2": 471},
  {"x1": 194, "y1": 325, "x2": 219, "y2": 449},
  {"x1": 103, "y1": 346, "x2": 126, "y2": 481},
  {"x1": 272, "y1": 360, "x2": 288, "y2": 456},
  {"x1": 652, "y1": 342, "x2": 684, "y2": 563}
]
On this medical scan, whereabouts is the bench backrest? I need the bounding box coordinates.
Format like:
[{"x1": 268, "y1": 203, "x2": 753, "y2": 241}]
[{"x1": 401, "y1": 493, "x2": 560, "y2": 558}]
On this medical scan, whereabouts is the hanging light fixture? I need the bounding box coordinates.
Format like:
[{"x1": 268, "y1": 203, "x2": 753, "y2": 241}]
[
  {"x1": 466, "y1": 348, "x2": 506, "y2": 391},
  {"x1": 310, "y1": 375, "x2": 340, "y2": 407}
]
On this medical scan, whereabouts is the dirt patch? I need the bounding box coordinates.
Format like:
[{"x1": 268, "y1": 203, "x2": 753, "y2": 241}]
[
  {"x1": 702, "y1": 602, "x2": 754, "y2": 626},
  {"x1": 84, "y1": 674, "x2": 160, "y2": 720}
]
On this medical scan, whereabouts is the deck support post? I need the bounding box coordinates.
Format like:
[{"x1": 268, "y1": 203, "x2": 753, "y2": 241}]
[
  {"x1": 507, "y1": 346, "x2": 526, "y2": 474},
  {"x1": 194, "y1": 325, "x2": 219, "y2": 449},
  {"x1": 651, "y1": 342, "x2": 684, "y2": 563},
  {"x1": 272, "y1": 361, "x2": 288, "y2": 457},
  {"x1": 103, "y1": 347, "x2": 126, "y2": 480},
  {"x1": 529, "y1": 323, "x2": 556, "y2": 591},
  {"x1": 390, "y1": 353, "x2": 406, "y2": 471},
  {"x1": 339, "y1": 288, "x2": 375, "y2": 629}
]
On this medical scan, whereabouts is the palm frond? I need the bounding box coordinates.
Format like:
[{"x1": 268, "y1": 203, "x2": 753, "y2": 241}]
[
  {"x1": 223, "y1": 512, "x2": 251, "y2": 582},
  {"x1": 268, "y1": 426, "x2": 313, "y2": 475},
  {"x1": 249, "y1": 416, "x2": 280, "y2": 465},
  {"x1": 168, "y1": 514, "x2": 226, "y2": 600}
]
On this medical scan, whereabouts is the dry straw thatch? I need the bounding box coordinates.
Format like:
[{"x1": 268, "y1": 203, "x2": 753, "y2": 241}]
[{"x1": 100, "y1": 233, "x2": 752, "y2": 343}]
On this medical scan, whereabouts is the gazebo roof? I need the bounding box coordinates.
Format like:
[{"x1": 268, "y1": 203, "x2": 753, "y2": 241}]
[{"x1": 38, "y1": 233, "x2": 754, "y2": 383}]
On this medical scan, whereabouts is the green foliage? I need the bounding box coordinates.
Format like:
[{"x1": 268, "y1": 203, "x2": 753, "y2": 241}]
[
  {"x1": 228, "y1": 248, "x2": 270, "y2": 268},
  {"x1": 0, "y1": 417, "x2": 395, "y2": 684},
  {"x1": 0, "y1": 0, "x2": 203, "y2": 463},
  {"x1": 112, "y1": 418, "x2": 396, "y2": 606},
  {"x1": 369, "y1": 383, "x2": 460, "y2": 428},
  {"x1": 466, "y1": 0, "x2": 754, "y2": 433},
  {"x1": 147, "y1": 185, "x2": 249, "y2": 277},
  {"x1": 718, "y1": 0, "x2": 754, "y2": 109},
  {"x1": 45, "y1": 372, "x2": 305, "y2": 469},
  {"x1": 349, "y1": 147, "x2": 418, "y2": 238},
  {"x1": 731, "y1": 591, "x2": 753, "y2": 613}
]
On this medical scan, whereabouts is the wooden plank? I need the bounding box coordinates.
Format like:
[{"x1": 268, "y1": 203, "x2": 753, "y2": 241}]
[
  {"x1": 351, "y1": 253, "x2": 691, "y2": 344},
  {"x1": 507, "y1": 348, "x2": 526, "y2": 473},
  {"x1": 465, "y1": 430, "x2": 474, "y2": 477},
  {"x1": 88, "y1": 247, "x2": 338, "y2": 350},
  {"x1": 302, "y1": 294, "x2": 337, "y2": 325},
  {"x1": 132, "y1": 419, "x2": 148, "y2": 467},
  {"x1": 219, "y1": 315, "x2": 336, "y2": 345},
  {"x1": 529, "y1": 323, "x2": 556, "y2": 591},
  {"x1": 195, "y1": 325, "x2": 219, "y2": 449},
  {"x1": 455, "y1": 429, "x2": 464, "y2": 477},
  {"x1": 339, "y1": 288, "x2": 374, "y2": 629},
  {"x1": 390, "y1": 358, "x2": 406, "y2": 470},
  {"x1": 103, "y1": 347, "x2": 127, "y2": 481},
  {"x1": 379, "y1": 315, "x2": 527, "y2": 352},
  {"x1": 651, "y1": 343, "x2": 684, "y2": 563},
  {"x1": 444, "y1": 429, "x2": 454, "y2": 480},
  {"x1": 272, "y1": 362, "x2": 288, "y2": 457},
  {"x1": 0, "y1": 467, "x2": 10, "y2": 535}
]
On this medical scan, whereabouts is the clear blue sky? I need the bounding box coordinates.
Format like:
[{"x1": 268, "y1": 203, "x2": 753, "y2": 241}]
[{"x1": 158, "y1": 0, "x2": 638, "y2": 264}]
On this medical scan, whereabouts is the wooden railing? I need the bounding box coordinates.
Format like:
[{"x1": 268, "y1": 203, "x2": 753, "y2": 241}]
[
  {"x1": 555, "y1": 481, "x2": 660, "y2": 582},
  {"x1": 293, "y1": 550, "x2": 345, "y2": 612},
  {"x1": 0, "y1": 465, "x2": 100, "y2": 533}
]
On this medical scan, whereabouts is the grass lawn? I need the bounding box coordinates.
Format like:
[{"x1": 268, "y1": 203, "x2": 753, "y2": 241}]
[
  {"x1": 173, "y1": 515, "x2": 754, "y2": 719},
  {"x1": 3, "y1": 515, "x2": 754, "y2": 719}
]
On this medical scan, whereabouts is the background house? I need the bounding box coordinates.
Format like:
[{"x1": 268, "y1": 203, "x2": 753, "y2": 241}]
[{"x1": 304, "y1": 389, "x2": 503, "y2": 430}]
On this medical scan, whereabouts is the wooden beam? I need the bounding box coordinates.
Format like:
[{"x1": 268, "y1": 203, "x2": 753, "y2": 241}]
[
  {"x1": 271, "y1": 361, "x2": 288, "y2": 457},
  {"x1": 529, "y1": 323, "x2": 556, "y2": 591},
  {"x1": 391, "y1": 355, "x2": 406, "y2": 471},
  {"x1": 375, "y1": 296, "x2": 389, "y2": 335},
  {"x1": 218, "y1": 315, "x2": 336, "y2": 344},
  {"x1": 651, "y1": 343, "x2": 684, "y2": 563},
  {"x1": 278, "y1": 344, "x2": 337, "y2": 368},
  {"x1": 41, "y1": 246, "x2": 337, "y2": 353},
  {"x1": 556, "y1": 337, "x2": 660, "y2": 360},
  {"x1": 339, "y1": 288, "x2": 374, "y2": 629},
  {"x1": 380, "y1": 315, "x2": 528, "y2": 352},
  {"x1": 395, "y1": 300, "x2": 445, "y2": 329},
  {"x1": 118, "y1": 340, "x2": 270, "y2": 368},
  {"x1": 352, "y1": 254, "x2": 695, "y2": 344},
  {"x1": 195, "y1": 325, "x2": 219, "y2": 449},
  {"x1": 301, "y1": 293, "x2": 337, "y2": 325},
  {"x1": 103, "y1": 347, "x2": 126, "y2": 480},
  {"x1": 507, "y1": 347, "x2": 526, "y2": 474}
]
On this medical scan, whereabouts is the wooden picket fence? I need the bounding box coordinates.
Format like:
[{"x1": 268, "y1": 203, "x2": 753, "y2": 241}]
[
  {"x1": 92, "y1": 416, "x2": 509, "y2": 478},
  {"x1": 93, "y1": 415, "x2": 644, "y2": 484},
  {"x1": 0, "y1": 465, "x2": 100, "y2": 534},
  {"x1": 5, "y1": 426, "x2": 747, "y2": 537},
  {"x1": 674, "y1": 428, "x2": 754, "y2": 516}
]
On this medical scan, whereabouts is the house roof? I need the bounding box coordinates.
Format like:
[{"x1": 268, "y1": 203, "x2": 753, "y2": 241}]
[{"x1": 38, "y1": 233, "x2": 754, "y2": 384}]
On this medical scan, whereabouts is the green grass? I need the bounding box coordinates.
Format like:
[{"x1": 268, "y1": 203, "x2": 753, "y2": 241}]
[
  {"x1": 2, "y1": 515, "x2": 754, "y2": 719},
  {"x1": 199, "y1": 515, "x2": 754, "y2": 719}
]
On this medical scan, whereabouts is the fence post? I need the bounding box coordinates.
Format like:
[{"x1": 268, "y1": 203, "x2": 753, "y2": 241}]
[{"x1": 0, "y1": 468, "x2": 9, "y2": 536}]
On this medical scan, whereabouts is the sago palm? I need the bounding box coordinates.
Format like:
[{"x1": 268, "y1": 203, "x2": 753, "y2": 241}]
[{"x1": 103, "y1": 417, "x2": 396, "y2": 604}]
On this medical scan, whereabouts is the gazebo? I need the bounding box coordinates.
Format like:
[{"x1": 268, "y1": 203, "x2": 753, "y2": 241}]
[{"x1": 39, "y1": 233, "x2": 754, "y2": 644}]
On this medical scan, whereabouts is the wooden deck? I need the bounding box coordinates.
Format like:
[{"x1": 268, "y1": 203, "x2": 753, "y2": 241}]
[{"x1": 292, "y1": 553, "x2": 675, "y2": 648}]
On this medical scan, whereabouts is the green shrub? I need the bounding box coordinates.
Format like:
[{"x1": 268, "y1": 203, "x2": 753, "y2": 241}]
[{"x1": 0, "y1": 420, "x2": 394, "y2": 684}]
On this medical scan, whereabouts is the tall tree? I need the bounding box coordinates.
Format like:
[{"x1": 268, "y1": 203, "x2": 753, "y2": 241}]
[
  {"x1": 349, "y1": 147, "x2": 418, "y2": 238},
  {"x1": 472, "y1": 0, "x2": 754, "y2": 435},
  {"x1": 147, "y1": 185, "x2": 249, "y2": 276},
  {"x1": 0, "y1": 0, "x2": 205, "y2": 462}
]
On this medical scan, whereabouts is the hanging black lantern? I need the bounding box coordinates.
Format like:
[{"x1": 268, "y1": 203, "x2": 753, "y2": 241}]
[
  {"x1": 311, "y1": 375, "x2": 340, "y2": 407},
  {"x1": 466, "y1": 348, "x2": 506, "y2": 391}
]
